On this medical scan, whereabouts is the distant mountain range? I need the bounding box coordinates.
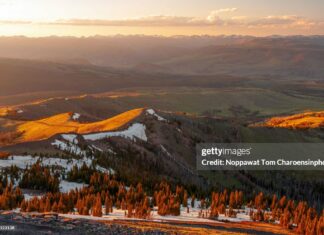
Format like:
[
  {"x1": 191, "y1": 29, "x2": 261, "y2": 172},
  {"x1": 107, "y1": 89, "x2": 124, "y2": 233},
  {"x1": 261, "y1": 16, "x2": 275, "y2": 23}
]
[{"x1": 0, "y1": 35, "x2": 323, "y2": 79}]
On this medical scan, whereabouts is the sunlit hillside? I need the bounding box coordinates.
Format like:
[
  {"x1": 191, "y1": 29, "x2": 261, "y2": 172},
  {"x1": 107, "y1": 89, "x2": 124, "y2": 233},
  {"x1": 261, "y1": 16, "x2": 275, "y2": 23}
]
[
  {"x1": 16, "y1": 108, "x2": 144, "y2": 142},
  {"x1": 0, "y1": 107, "x2": 12, "y2": 117},
  {"x1": 257, "y1": 111, "x2": 324, "y2": 129}
]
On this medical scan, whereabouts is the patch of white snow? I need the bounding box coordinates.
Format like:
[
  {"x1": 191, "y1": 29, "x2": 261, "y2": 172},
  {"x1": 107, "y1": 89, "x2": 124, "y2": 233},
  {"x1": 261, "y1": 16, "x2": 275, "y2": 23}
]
[
  {"x1": 52, "y1": 139, "x2": 85, "y2": 156},
  {"x1": 61, "y1": 134, "x2": 78, "y2": 144},
  {"x1": 146, "y1": 109, "x2": 166, "y2": 121},
  {"x1": 83, "y1": 123, "x2": 147, "y2": 142},
  {"x1": 60, "y1": 180, "x2": 87, "y2": 193},
  {"x1": 72, "y1": 113, "x2": 81, "y2": 120},
  {"x1": 0, "y1": 155, "x2": 112, "y2": 174}
]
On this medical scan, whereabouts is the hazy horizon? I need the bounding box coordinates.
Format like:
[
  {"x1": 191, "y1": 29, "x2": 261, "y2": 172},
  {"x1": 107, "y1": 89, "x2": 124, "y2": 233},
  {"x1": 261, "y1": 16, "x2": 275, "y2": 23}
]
[
  {"x1": 0, "y1": 0, "x2": 323, "y2": 37},
  {"x1": 1, "y1": 34, "x2": 324, "y2": 39},
  {"x1": 1, "y1": 34, "x2": 324, "y2": 40}
]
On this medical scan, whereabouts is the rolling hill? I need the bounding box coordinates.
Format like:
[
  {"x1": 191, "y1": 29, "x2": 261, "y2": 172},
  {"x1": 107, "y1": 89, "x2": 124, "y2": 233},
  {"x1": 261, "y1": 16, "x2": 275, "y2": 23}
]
[
  {"x1": 157, "y1": 38, "x2": 324, "y2": 78},
  {"x1": 0, "y1": 36, "x2": 323, "y2": 79},
  {"x1": 255, "y1": 111, "x2": 324, "y2": 129},
  {"x1": 1, "y1": 108, "x2": 143, "y2": 145},
  {"x1": 1, "y1": 106, "x2": 323, "y2": 209},
  {"x1": 0, "y1": 57, "x2": 250, "y2": 101},
  {"x1": 0, "y1": 57, "x2": 323, "y2": 120}
]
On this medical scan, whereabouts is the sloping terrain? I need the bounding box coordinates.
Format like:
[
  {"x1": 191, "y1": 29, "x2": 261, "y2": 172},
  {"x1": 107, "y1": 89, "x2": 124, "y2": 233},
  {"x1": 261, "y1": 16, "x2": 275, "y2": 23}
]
[
  {"x1": 1, "y1": 106, "x2": 323, "y2": 209},
  {"x1": 0, "y1": 36, "x2": 323, "y2": 212},
  {"x1": 256, "y1": 111, "x2": 324, "y2": 129},
  {"x1": 0, "y1": 56, "x2": 323, "y2": 121},
  {"x1": 0, "y1": 36, "x2": 323, "y2": 234},
  {"x1": 0, "y1": 57, "x2": 253, "y2": 105},
  {"x1": 1, "y1": 86, "x2": 323, "y2": 122},
  {"x1": 1, "y1": 108, "x2": 143, "y2": 145}
]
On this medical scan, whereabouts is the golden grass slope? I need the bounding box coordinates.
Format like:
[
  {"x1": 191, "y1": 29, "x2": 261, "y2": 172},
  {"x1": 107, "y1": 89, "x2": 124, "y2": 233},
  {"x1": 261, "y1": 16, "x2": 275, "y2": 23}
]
[
  {"x1": 17, "y1": 108, "x2": 144, "y2": 142},
  {"x1": 258, "y1": 111, "x2": 324, "y2": 129},
  {"x1": 0, "y1": 107, "x2": 13, "y2": 117}
]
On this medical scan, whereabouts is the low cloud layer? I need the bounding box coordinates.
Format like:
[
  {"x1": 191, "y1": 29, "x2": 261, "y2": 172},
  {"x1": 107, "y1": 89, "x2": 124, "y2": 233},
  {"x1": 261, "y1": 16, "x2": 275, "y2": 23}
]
[
  {"x1": 47, "y1": 10, "x2": 324, "y2": 29},
  {"x1": 0, "y1": 20, "x2": 31, "y2": 24},
  {"x1": 1, "y1": 8, "x2": 323, "y2": 30}
]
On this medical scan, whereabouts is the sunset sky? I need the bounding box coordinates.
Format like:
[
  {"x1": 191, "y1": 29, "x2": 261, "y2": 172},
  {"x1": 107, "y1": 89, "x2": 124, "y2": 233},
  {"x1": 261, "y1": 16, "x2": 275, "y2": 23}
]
[{"x1": 0, "y1": 0, "x2": 323, "y2": 37}]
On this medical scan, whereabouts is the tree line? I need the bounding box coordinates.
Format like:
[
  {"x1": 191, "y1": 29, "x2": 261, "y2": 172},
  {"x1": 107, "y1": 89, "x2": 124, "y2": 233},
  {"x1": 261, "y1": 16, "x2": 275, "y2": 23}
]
[{"x1": 0, "y1": 162, "x2": 323, "y2": 234}]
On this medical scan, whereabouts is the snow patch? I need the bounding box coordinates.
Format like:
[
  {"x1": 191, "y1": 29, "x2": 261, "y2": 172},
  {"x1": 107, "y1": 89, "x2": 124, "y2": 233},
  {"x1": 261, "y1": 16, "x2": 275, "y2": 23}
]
[
  {"x1": 0, "y1": 155, "x2": 112, "y2": 174},
  {"x1": 52, "y1": 200, "x2": 252, "y2": 224},
  {"x1": 52, "y1": 139, "x2": 85, "y2": 156},
  {"x1": 61, "y1": 134, "x2": 78, "y2": 144},
  {"x1": 107, "y1": 148, "x2": 116, "y2": 155},
  {"x1": 218, "y1": 212, "x2": 251, "y2": 222},
  {"x1": 83, "y1": 123, "x2": 147, "y2": 142},
  {"x1": 60, "y1": 180, "x2": 87, "y2": 193},
  {"x1": 160, "y1": 145, "x2": 172, "y2": 157},
  {"x1": 91, "y1": 145, "x2": 103, "y2": 152},
  {"x1": 96, "y1": 166, "x2": 115, "y2": 175},
  {"x1": 72, "y1": 113, "x2": 81, "y2": 120},
  {"x1": 59, "y1": 207, "x2": 223, "y2": 224},
  {"x1": 24, "y1": 193, "x2": 43, "y2": 201},
  {"x1": 146, "y1": 109, "x2": 166, "y2": 121}
]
